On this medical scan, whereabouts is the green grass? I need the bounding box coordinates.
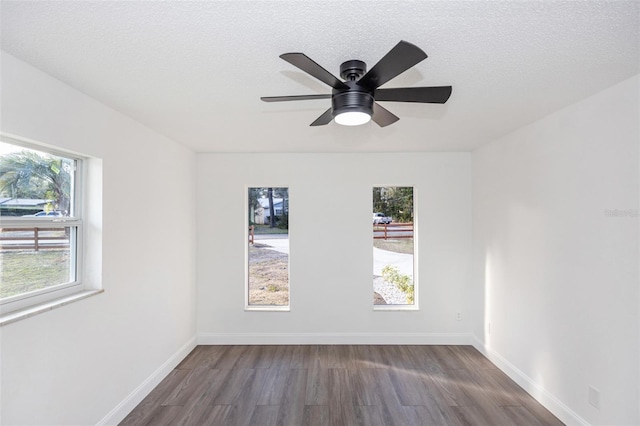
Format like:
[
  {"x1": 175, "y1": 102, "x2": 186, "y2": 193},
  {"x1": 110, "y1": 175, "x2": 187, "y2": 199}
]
[
  {"x1": 251, "y1": 224, "x2": 289, "y2": 235},
  {"x1": 0, "y1": 250, "x2": 71, "y2": 299},
  {"x1": 373, "y1": 238, "x2": 414, "y2": 255}
]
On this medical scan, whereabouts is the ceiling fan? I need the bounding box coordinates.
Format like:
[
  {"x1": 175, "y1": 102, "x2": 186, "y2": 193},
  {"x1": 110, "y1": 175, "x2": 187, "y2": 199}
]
[{"x1": 260, "y1": 40, "x2": 452, "y2": 127}]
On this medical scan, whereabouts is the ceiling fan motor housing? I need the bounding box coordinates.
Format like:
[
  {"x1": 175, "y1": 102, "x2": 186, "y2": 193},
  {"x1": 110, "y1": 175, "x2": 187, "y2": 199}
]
[
  {"x1": 332, "y1": 80, "x2": 374, "y2": 118},
  {"x1": 340, "y1": 60, "x2": 367, "y2": 80}
]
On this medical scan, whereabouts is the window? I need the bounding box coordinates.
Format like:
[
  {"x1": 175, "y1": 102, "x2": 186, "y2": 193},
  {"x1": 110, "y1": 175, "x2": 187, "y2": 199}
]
[
  {"x1": 373, "y1": 186, "x2": 416, "y2": 308},
  {"x1": 0, "y1": 138, "x2": 85, "y2": 317},
  {"x1": 247, "y1": 187, "x2": 289, "y2": 310}
]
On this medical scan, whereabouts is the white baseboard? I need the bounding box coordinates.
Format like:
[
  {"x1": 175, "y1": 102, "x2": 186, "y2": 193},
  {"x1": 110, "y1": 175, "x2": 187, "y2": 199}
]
[
  {"x1": 471, "y1": 335, "x2": 589, "y2": 426},
  {"x1": 197, "y1": 332, "x2": 474, "y2": 345},
  {"x1": 96, "y1": 335, "x2": 197, "y2": 426}
]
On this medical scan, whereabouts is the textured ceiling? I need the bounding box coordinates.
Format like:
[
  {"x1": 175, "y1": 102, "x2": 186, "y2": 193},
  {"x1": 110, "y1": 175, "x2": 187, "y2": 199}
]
[{"x1": 1, "y1": 1, "x2": 638, "y2": 153}]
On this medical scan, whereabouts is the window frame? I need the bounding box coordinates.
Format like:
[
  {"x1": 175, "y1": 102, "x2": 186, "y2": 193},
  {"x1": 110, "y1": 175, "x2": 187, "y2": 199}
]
[
  {"x1": 372, "y1": 184, "x2": 419, "y2": 311},
  {"x1": 0, "y1": 135, "x2": 87, "y2": 318},
  {"x1": 245, "y1": 185, "x2": 291, "y2": 312}
]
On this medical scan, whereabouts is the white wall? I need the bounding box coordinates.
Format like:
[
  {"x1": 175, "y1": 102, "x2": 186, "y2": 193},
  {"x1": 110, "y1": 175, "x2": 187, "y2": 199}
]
[
  {"x1": 471, "y1": 75, "x2": 639, "y2": 425},
  {"x1": 197, "y1": 153, "x2": 472, "y2": 343},
  {"x1": 0, "y1": 51, "x2": 198, "y2": 425}
]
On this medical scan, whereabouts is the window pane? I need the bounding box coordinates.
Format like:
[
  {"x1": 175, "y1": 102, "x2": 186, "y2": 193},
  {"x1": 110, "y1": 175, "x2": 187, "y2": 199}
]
[
  {"x1": 0, "y1": 226, "x2": 76, "y2": 299},
  {"x1": 0, "y1": 142, "x2": 74, "y2": 217},
  {"x1": 373, "y1": 186, "x2": 414, "y2": 306},
  {"x1": 248, "y1": 187, "x2": 289, "y2": 307},
  {"x1": 0, "y1": 140, "x2": 79, "y2": 307}
]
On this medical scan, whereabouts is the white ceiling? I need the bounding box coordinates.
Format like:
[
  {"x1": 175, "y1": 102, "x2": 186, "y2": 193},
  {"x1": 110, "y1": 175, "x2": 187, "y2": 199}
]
[{"x1": 1, "y1": 1, "x2": 638, "y2": 153}]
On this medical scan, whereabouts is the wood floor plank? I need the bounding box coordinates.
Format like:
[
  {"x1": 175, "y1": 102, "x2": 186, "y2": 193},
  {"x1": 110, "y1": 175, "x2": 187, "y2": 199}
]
[
  {"x1": 451, "y1": 403, "x2": 514, "y2": 426},
  {"x1": 257, "y1": 367, "x2": 289, "y2": 405},
  {"x1": 353, "y1": 368, "x2": 383, "y2": 406},
  {"x1": 211, "y1": 368, "x2": 253, "y2": 405},
  {"x1": 393, "y1": 345, "x2": 420, "y2": 370},
  {"x1": 255, "y1": 345, "x2": 278, "y2": 368},
  {"x1": 350, "y1": 344, "x2": 380, "y2": 369},
  {"x1": 367, "y1": 368, "x2": 413, "y2": 426},
  {"x1": 328, "y1": 368, "x2": 364, "y2": 425},
  {"x1": 307, "y1": 345, "x2": 329, "y2": 368},
  {"x1": 304, "y1": 346, "x2": 329, "y2": 406},
  {"x1": 171, "y1": 369, "x2": 231, "y2": 425},
  {"x1": 196, "y1": 405, "x2": 233, "y2": 425},
  {"x1": 389, "y1": 367, "x2": 430, "y2": 406},
  {"x1": 328, "y1": 368, "x2": 355, "y2": 406},
  {"x1": 413, "y1": 400, "x2": 464, "y2": 426},
  {"x1": 301, "y1": 405, "x2": 329, "y2": 425},
  {"x1": 468, "y1": 366, "x2": 525, "y2": 407},
  {"x1": 175, "y1": 346, "x2": 206, "y2": 370},
  {"x1": 502, "y1": 405, "x2": 547, "y2": 425},
  {"x1": 288, "y1": 344, "x2": 308, "y2": 369},
  {"x1": 328, "y1": 344, "x2": 359, "y2": 369},
  {"x1": 161, "y1": 366, "x2": 214, "y2": 406},
  {"x1": 276, "y1": 368, "x2": 307, "y2": 425},
  {"x1": 421, "y1": 366, "x2": 460, "y2": 407},
  {"x1": 450, "y1": 345, "x2": 497, "y2": 371},
  {"x1": 305, "y1": 366, "x2": 329, "y2": 405},
  {"x1": 139, "y1": 405, "x2": 182, "y2": 426},
  {"x1": 430, "y1": 345, "x2": 467, "y2": 370},
  {"x1": 348, "y1": 368, "x2": 374, "y2": 407},
  {"x1": 120, "y1": 345, "x2": 564, "y2": 426},
  {"x1": 249, "y1": 405, "x2": 281, "y2": 426},
  {"x1": 329, "y1": 403, "x2": 367, "y2": 426},
  {"x1": 198, "y1": 345, "x2": 229, "y2": 369},
  {"x1": 353, "y1": 405, "x2": 385, "y2": 426},
  {"x1": 120, "y1": 369, "x2": 190, "y2": 426},
  {"x1": 232, "y1": 345, "x2": 262, "y2": 370},
  {"x1": 404, "y1": 345, "x2": 443, "y2": 371},
  {"x1": 447, "y1": 367, "x2": 514, "y2": 425},
  {"x1": 380, "y1": 345, "x2": 413, "y2": 370},
  {"x1": 226, "y1": 368, "x2": 271, "y2": 426},
  {"x1": 430, "y1": 368, "x2": 476, "y2": 407},
  {"x1": 519, "y1": 395, "x2": 566, "y2": 426},
  {"x1": 366, "y1": 345, "x2": 393, "y2": 368},
  {"x1": 209, "y1": 345, "x2": 248, "y2": 370}
]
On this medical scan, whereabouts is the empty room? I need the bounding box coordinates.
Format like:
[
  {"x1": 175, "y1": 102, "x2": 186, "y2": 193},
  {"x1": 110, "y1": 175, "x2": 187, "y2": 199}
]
[{"x1": 0, "y1": 1, "x2": 638, "y2": 425}]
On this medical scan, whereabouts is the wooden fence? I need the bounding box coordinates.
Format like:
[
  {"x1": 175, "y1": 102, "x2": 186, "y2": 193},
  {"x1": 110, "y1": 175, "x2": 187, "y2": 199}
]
[
  {"x1": 373, "y1": 222, "x2": 414, "y2": 240},
  {"x1": 0, "y1": 228, "x2": 70, "y2": 251}
]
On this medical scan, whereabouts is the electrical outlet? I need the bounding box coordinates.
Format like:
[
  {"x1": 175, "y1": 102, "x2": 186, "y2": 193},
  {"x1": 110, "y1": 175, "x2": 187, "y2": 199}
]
[
  {"x1": 588, "y1": 386, "x2": 600, "y2": 410},
  {"x1": 456, "y1": 312, "x2": 462, "y2": 321}
]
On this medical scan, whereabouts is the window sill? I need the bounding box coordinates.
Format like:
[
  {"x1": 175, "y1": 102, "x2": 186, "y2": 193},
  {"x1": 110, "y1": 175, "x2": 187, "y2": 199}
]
[
  {"x1": 0, "y1": 289, "x2": 104, "y2": 326},
  {"x1": 245, "y1": 305, "x2": 290, "y2": 312},
  {"x1": 373, "y1": 305, "x2": 419, "y2": 311}
]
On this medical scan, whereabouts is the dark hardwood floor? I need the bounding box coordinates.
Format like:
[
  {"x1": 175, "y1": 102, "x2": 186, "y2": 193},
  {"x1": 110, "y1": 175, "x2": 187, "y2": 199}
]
[{"x1": 120, "y1": 345, "x2": 563, "y2": 426}]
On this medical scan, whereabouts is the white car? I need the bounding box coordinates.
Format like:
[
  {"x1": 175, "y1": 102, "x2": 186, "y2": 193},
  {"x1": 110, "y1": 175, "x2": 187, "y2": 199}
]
[
  {"x1": 23, "y1": 211, "x2": 65, "y2": 217},
  {"x1": 373, "y1": 212, "x2": 392, "y2": 224}
]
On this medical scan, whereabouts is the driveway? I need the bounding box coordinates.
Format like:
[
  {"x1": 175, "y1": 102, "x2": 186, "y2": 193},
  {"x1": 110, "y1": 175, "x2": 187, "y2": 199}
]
[
  {"x1": 255, "y1": 238, "x2": 289, "y2": 255},
  {"x1": 373, "y1": 247, "x2": 413, "y2": 278}
]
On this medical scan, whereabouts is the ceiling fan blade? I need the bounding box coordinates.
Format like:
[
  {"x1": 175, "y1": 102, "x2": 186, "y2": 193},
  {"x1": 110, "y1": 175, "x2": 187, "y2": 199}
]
[
  {"x1": 310, "y1": 108, "x2": 334, "y2": 126},
  {"x1": 375, "y1": 86, "x2": 452, "y2": 104},
  {"x1": 357, "y1": 41, "x2": 428, "y2": 90},
  {"x1": 261, "y1": 94, "x2": 332, "y2": 102},
  {"x1": 372, "y1": 102, "x2": 400, "y2": 127},
  {"x1": 280, "y1": 53, "x2": 349, "y2": 90}
]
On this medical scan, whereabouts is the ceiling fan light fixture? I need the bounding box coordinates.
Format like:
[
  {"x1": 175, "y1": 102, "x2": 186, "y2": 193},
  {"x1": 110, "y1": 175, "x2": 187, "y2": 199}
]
[
  {"x1": 334, "y1": 111, "x2": 371, "y2": 126},
  {"x1": 332, "y1": 87, "x2": 374, "y2": 126}
]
